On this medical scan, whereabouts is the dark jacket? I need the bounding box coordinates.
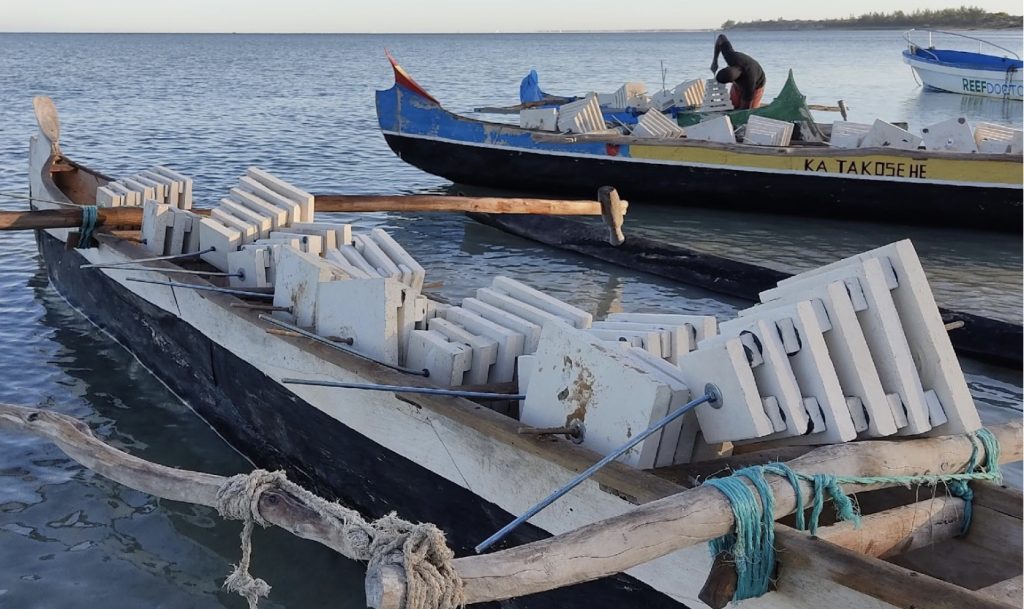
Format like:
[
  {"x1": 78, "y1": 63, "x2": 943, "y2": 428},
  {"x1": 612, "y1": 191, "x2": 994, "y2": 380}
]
[{"x1": 712, "y1": 35, "x2": 766, "y2": 104}]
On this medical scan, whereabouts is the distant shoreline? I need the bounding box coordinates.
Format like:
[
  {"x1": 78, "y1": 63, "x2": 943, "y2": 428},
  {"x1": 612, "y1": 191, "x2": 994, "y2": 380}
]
[
  {"x1": 724, "y1": 24, "x2": 1021, "y2": 31},
  {"x1": 722, "y1": 7, "x2": 1022, "y2": 31}
]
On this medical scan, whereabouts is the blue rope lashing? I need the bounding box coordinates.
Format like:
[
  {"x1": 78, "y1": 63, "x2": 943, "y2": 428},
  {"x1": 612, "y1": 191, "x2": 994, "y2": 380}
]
[
  {"x1": 77, "y1": 205, "x2": 98, "y2": 249},
  {"x1": 947, "y1": 428, "x2": 1001, "y2": 535},
  {"x1": 705, "y1": 467, "x2": 778, "y2": 601},
  {"x1": 701, "y1": 428, "x2": 1002, "y2": 603},
  {"x1": 763, "y1": 463, "x2": 805, "y2": 530}
]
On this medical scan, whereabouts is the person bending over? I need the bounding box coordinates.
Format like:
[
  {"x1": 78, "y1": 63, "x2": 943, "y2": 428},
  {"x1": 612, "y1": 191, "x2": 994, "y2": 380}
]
[{"x1": 710, "y1": 34, "x2": 766, "y2": 110}]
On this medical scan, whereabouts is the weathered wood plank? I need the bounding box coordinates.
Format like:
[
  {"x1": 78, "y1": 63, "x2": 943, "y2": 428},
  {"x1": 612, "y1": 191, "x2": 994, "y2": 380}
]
[
  {"x1": 814, "y1": 495, "x2": 964, "y2": 558},
  {"x1": 978, "y1": 575, "x2": 1023, "y2": 607},
  {"x1": 776, "y1": 528, "x2": 1015, "y2": 609},
  {"x1": 314, "y1": 194, "x2": 606, "y2": 215}
]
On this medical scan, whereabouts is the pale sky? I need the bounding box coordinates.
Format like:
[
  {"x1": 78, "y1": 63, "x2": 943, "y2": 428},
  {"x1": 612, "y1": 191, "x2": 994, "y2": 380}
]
[{"x1": 4, "y1": 0, "x2": 1022, "y2": 33}]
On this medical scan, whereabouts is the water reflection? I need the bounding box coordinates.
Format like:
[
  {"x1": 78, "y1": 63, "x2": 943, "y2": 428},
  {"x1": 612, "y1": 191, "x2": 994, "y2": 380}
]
[{"x1": 902, "y1": 87, "x2": 1024, "y2": 123}]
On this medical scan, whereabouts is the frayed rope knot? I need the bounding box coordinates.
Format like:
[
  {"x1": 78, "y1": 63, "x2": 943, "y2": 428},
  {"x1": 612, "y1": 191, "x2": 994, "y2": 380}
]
[
  {"x1": 215, "y1": 469, "x2": 464, "y2": 609},
  {"x1": 703, "y1": 428, "x2": 1001, "y2": 603},
  {"x1": 215, "y1": 470, "x2": 288, "y2": 609}
]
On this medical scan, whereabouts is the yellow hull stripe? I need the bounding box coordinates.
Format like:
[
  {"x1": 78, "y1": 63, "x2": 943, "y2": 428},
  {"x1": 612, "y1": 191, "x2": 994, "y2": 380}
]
[{"x1": 629, "y1": 145, "x2": 1022, "y2": 186}]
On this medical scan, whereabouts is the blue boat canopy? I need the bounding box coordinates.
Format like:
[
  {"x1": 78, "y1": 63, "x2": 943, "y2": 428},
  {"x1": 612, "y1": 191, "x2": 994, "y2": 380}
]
[{"x1": 906, "y1": 46, "x2": 1023, "y2": 72}]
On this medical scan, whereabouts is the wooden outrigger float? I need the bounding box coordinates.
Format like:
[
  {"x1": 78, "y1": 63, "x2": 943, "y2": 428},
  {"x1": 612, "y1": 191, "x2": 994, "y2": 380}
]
[{"x1": 6, "y1": 97, "x2": 1023, "y2": 609}]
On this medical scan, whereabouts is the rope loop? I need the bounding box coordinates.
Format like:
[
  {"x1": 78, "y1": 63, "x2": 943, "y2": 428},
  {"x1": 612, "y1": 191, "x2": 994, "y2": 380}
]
[
  {"x1": 213, "y1": 469, "x2": 464, "y2": 609},
  {"x1": 77, "y1": 205, "x2": 98, "y2": 249}
]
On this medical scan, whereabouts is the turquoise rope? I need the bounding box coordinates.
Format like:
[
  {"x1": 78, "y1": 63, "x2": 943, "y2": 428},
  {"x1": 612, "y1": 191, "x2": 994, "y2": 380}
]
[
  {"x1": 703, "y1": 428, "x2": 1001, "y2": 602},
  {"x1": 77, "y1": 205, "x2": 98, "y2": 249}
]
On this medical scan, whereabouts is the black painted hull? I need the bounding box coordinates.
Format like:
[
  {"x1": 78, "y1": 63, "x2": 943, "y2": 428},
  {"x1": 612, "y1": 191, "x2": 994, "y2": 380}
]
[
  {"x1": 383, "y1": 133, "x2": 1022, "y2": 232},
  {"x1": 34, "y1": 229, "x2": 687, "y2": 609}
]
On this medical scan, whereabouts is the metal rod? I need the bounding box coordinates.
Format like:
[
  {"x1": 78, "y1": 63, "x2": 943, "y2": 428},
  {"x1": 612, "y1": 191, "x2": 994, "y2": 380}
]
[
  {"x1": 125, "y1": 277, "x2": 274, "y2": 299},
  {"x1": 474, "y1": 385, "x2": 721, "y2": 554},
  {"x1": 257, "y1": 314, "x2": 428, "y2": 376},
  {"x1": 231, "y1": 303, "x2": 292, "y2": 312},
  {"x1": 281, "y1": 378, "x2": 525, "y2": 401},
  {"x1": 85, "y1": 264, "x2": 240, "y2": 277},
  {"x1": 80, "y1": 247, "x2": 214, "y2": 268}
]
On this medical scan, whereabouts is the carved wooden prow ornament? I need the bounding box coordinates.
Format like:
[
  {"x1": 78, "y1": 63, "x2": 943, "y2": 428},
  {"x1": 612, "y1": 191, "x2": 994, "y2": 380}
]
[{"x1": 33, "y1": 96, "x2": 61, "y2": 156}]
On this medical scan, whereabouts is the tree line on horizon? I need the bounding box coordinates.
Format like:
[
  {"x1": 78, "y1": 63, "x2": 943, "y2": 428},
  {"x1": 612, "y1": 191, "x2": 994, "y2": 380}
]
[{"x1": 722, "y1": 6, "x2": 1021, "y2": 30}]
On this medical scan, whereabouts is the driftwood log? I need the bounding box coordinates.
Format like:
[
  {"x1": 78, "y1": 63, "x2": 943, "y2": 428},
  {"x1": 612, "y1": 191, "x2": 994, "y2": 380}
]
[
  {"x1": 0, "y1": 403, "x2": 378, "y2": 560},
  {"x1": 0, "y1": 402, "x2": 1019, "y2": 609}
]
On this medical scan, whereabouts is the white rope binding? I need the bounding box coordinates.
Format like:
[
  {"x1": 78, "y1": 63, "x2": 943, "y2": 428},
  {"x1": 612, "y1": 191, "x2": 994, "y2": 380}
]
[{"x1": 214, "y1": 469, "x2": 464, "y2": 609}]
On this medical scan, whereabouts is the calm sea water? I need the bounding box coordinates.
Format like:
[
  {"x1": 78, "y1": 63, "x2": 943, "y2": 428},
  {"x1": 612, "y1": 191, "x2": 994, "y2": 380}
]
[{"x1": 0, "y1": 31, "x2": 1021, "y2": 608}]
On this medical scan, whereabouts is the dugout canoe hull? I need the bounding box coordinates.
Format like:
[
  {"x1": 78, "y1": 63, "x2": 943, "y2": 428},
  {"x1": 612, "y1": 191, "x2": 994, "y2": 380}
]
[
  {"x1": 23, "y1": 98, "x2": 1023, "y2": 609},
  {"x1": 27, "y1": 137, "x2": 693, "y2": 608}
]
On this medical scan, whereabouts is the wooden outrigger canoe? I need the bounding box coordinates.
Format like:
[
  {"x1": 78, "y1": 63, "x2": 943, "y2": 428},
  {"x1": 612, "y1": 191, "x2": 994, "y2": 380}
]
[
  {"x1": 376, "y1": 56, "x2": 1022, "y2": 231},
  {"x1": 11, "y1": 98, "x2": 1024, "y2": 609}
]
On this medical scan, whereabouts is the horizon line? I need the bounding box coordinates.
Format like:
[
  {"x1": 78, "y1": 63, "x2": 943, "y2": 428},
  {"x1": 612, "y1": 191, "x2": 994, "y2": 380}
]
[{"x1": 1, "y1": 29, "x2": 724, "y2": 35}]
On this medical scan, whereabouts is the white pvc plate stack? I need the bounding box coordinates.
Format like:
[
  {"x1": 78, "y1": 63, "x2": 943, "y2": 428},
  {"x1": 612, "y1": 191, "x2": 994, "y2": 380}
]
[
  {"x1": 829, "y1": 121, "x2": 872, "y2": 148},
  {"x1": 612, "y1": 82, "x2": 648, "y2": 110},
  {"x1": 490, "y1": 276, "x2": 592, "y2": 329},
  {"x1": 744, "y1": 115, "x2": 794, "y2": 147},
  {"x1": 442, "y1": 307, "x2": 524, "y2": 383},
  {"x1": 592, "y1": 320, "x2": 690, "y2": 365},
  {"x1": 705, "y1": 317, "x2": 810, "y2": 438},
  {"x1": 405, "y1": 330, "x2": 472, "y2": 386},
  {"x1": 973, "y1": 122, "x2": 1021, "y2": 154},
  {"x1": 673, "y1": 79, "x2": 705, "y2": 109},
  {"x1": 859, "y1": 119, "x2": 923, "y2": 150},
  {"x1": 198, "y1": 218, "x2": 242, "y2": 272},
  {"x1": 228, "y1": 247, "x2": 271, "y2": 289},
  {"x1": 763, "y1": 257, "x2": 932, "y2": 436},
  {"x1": 741, "y1": 279, "x2": 898, "y2": 439},
  {"x1": 273, "y1": 247, "x2": 336, "y2": 328},
  {"x1": 219, "y1": 198, "x2": 273, "y2": 239},
  {"x1": 721, "y1": 300, "x2": 859, "y2": 444},
  {"x1": 632, "y1": 109, "x2": 685, "y2": 139},
  {"x1": 556, "y1": 94, "x2": 604, "y2": 134},
  {"x1": 246, "y1": 167, "x2": 314, "y2": 223},
  {"x1": 649, "y1": 90, "x2": 675, "y2": 112},
  {"x1": 605, "y1": 312, "x2": 717, "y2": 346},
  {"x1": 921, "y1": 117, "x2": 978, "y2": 153},
  {"x1": 586, "y1": 327, "x2": 664, "y2": 358},
  {"x1": 521, "y1": 323, "x2": 672, "y2": 469},
  {"x1": 684, "y1": 115, "x2": 736, "y2": 144},
  {"x1": 700, "y1": 80, "x2": 733, "y2": 113},
  {"x1": 152, "y1": 166, "x2": 193, "y2": 210},
  {"x1": 315, "y1": 277, "x2": 404, "y2": 366},
  {"x1": 166, "y1": 208, "x2": 200, "y2": 255},
  {"x1": 141, "y1": 200, "x2": 172, "y2": 255},
  {"x1": 625, "y1": 347, "x2": 700, "y2": 467},
  {"x1": 427, "y1": 317, "x2": 498, "y2": 385},
  {"x1": 520, "y1": 108, "x2": 558, "y2": 131},
  {"x1": 675, "y1": 337, "x2": 775, "y2": 444},
  {"x1": 772, "y1": 239, "x2": 980, "y2": 436}
]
